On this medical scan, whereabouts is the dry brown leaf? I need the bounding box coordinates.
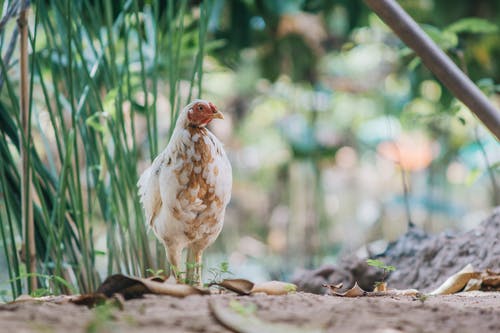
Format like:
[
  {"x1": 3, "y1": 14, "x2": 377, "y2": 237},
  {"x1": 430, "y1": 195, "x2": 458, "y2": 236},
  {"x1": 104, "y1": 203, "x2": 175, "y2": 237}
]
[
  {"x1": 463, "y1": 278, "x2": 482, "y2": 292},
  {"x1": 251, "y1": 281, "x2": 297, "y2": 295},
  {"x1": 12, "y1": 294, "x2": 109, "y2": 308},
  {"x1": 97, "y1": 274, "x2": 209, "y2": 299},
  {"x1": 480, "y1": 269, "x2": 500, "y2": 290},
  {"x1": 214, "y1": 279, "x2": 255, "y2": 295},
  {"x1": 329, "y1": 282, "x2": 418, "y2": 297},
  {"x1": 482, "y1": 275, "x2": 500, "y2": 289},
  {"x1": 322, "y1": 283, "x2": 343, "y2": 293},
  {"x1": 332, "y1": 282, "x2": 367, "y2": 297},
  {"x1": 379, "y1": 289, "x2": 420, "y2": 297},
  {"x1": 140, "y1": 278, "x2": 209, "y2": 297},
  {"x1": 214, "y1": 279, "x2": 297, "y2": 296},
  {"x1": 430, "y1": 264, "x2": 481, "y2": 295}
]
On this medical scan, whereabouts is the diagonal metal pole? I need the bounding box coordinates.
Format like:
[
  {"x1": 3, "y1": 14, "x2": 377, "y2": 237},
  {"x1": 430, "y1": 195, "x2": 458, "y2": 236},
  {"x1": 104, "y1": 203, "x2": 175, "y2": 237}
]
[{"x1": 364, "y1": 0, "x2": 500, "y2": 140}]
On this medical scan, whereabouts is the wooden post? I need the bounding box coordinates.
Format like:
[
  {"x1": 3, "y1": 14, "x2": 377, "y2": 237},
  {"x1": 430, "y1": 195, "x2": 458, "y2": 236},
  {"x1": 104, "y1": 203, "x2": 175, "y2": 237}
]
[{"x1": 364, "y1": 0, "x2": 500, "y2": 140}]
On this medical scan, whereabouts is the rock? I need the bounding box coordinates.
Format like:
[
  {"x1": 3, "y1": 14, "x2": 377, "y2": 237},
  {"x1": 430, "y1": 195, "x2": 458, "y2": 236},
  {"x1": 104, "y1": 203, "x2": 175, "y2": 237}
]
[{"x1": 294, "y1": 208, "x2": 500, "y2": 293}]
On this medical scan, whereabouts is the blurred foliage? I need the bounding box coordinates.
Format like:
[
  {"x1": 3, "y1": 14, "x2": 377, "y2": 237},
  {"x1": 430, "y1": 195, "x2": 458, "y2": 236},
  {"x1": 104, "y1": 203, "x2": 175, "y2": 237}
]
[{"x1": 204, "y1": 0, "x2": 499, "y2": 273}]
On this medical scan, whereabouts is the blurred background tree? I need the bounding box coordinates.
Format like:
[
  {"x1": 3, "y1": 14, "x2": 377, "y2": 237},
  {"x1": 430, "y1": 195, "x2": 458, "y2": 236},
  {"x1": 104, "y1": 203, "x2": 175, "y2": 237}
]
[{"x1": 0, "y1": 0, "x2": 498, "y2": 299}]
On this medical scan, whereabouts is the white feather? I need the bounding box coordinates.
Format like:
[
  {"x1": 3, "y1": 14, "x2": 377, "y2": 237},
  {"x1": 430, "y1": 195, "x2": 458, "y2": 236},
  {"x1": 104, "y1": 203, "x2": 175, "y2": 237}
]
[{"x1": 137, "y1": 100, "x2": 232, "y2": 259}]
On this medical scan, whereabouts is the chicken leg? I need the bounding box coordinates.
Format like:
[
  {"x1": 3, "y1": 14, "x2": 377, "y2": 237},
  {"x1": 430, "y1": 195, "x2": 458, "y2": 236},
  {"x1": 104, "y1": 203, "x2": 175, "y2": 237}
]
[
  {"x1": 166, "y1": 242, "x2": 182, "y2": 282},
  {"x1": 186, "y1": 246, "x2": 204, "y2": 286}
]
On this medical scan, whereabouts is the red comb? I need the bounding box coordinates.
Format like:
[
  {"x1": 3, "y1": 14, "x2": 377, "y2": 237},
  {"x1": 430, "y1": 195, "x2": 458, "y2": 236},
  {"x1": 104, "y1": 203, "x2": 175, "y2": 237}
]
[{"x1": 208, "y1": 102, "x2": 217, "y2": 112}]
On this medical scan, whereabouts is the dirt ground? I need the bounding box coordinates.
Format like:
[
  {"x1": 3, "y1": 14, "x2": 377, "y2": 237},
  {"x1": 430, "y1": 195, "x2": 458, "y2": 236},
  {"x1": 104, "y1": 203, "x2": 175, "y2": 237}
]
[
  {"x1": 1, "y1": 291, "x2": 499, "y2": 333},
  {"x1": 2, "y1": 212, "x2": 498, "y2": 333}
]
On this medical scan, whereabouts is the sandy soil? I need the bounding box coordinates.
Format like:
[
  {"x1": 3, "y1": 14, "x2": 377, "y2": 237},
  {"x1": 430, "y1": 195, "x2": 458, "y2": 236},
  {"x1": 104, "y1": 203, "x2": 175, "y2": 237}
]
[{"x1": 1, "y1": 291, "x2": 499, "y2": 333}]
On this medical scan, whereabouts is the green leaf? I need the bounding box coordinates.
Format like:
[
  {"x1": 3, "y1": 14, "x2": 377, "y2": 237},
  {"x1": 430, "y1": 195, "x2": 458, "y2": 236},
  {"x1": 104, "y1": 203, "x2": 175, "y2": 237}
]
[
  {"x1": 284, "y1": 283, "x2": 297, "y2": 293},
  {"x1": 407, "y1": 57, "x2": 421, "y2": 71},
  {"x1": 489, "y1": 161, "x2": 500, "y2": 172},
  {"x1": 31, "y1": 288, "x2": 51, "y2": 297},
  {"x1": 476, "y1": 78, "x2": 495, "y2": 95},
  {"x1": 446, "y1": 18, "x2": 498, "y2": 34},
  {"x1": 103, "y1": 88, "x2": 119, "y2": 118},
  {"x1": 385, "y1": 265, "x2": 396, "y2": 272},
  {"x1": 366, "y1": 259, "x2": 396, "y2": 272},
  {"x1": 86, "y1": 113, "x2": 107, "y2": 133},
  {"x1": 366, "y1": 259, "x2": 385, "y2": 269},
  {"x1": 465, "y1": 168, "x2": 482, "y2": 186},
  {"x1": 422, "y1": 24, "x2": 458, "y2": 50}
]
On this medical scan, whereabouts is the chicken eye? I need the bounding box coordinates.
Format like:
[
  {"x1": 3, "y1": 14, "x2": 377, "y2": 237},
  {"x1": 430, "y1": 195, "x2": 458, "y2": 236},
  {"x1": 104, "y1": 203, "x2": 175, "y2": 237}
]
[{"x1": 198, "y1": 105, "x2": 203, "y2": 111}]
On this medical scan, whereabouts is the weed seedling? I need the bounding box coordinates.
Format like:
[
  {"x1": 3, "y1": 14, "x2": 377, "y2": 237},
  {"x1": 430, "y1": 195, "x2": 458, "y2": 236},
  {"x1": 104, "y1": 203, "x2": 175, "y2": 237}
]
[
  {"x1": 145, "y1": 268, "x2": 165, "y2": 279},
  {"x1": 366, "y1": 259, "x2": 396, "y2": 290},
  {"x1": 207, "y1": 261, "x2": 233, "y2": 286}
]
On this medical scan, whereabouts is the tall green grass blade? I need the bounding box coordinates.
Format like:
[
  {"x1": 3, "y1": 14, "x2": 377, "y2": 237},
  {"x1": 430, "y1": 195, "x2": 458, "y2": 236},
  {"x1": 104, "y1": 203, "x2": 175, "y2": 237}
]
[{"x1": 0, "y1": 0, "x2": 215, "y2": 299}]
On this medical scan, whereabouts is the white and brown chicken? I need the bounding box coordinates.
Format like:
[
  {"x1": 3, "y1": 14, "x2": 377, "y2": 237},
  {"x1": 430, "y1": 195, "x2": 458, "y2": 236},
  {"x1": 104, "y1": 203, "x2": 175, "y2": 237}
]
[{"x1": 138, "y1": 100, "x2": 232, "y2": 285}]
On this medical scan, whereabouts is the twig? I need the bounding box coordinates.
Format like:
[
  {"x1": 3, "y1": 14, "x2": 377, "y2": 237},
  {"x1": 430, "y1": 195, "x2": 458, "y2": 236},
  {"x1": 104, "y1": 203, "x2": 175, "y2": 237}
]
[
  {"x1": 18, "y1": 0, "x2": 36, "y2": 292},
  {"x1": 400, "y1": 168, "x2": 414, "y2": 228},
  {"x1": 364, "y1": 0, "x2": 500, "y2": 140}
]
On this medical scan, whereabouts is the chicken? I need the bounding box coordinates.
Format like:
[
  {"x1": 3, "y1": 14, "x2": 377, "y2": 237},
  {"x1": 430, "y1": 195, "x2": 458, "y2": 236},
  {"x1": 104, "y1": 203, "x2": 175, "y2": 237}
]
[{"x1": 138, "y1": 99, "x2": 232, "y2": 285}]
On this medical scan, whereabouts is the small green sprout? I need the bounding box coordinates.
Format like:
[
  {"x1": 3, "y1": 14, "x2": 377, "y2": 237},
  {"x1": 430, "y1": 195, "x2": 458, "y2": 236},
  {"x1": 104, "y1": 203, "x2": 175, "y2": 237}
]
[
  {"x1": 366, "y1": 259, "x2": 396, "y2": 288},
  {"x1": 284, "y1": 283, "x2": 297, "y2": 293},
  {"x1": 145, "y1": 268, "x2": 165, "y2": 279},
  {"x1": 207, "y1": 261, "x2": 233, "y2": 285},
  {"x1": 30, "y1": 288, "x2": 51, "y2": 298}
]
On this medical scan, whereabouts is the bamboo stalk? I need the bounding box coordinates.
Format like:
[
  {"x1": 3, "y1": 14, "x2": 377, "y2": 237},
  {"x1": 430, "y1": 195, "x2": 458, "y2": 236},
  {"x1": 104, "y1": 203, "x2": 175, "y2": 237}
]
[
  {"x1": 18, "y1": 1, "x2": 36, "y2": 291},
  {"x1": 364, "y1": 0, "x2": 500, "y2": 140}
]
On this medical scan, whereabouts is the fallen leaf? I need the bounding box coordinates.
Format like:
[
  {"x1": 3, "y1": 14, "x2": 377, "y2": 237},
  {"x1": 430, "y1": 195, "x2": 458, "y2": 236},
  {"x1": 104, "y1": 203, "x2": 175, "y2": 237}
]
[
  {"x1": 329, "y1": 282, "x2": 418, "y2": 297},
  {"x1": 482, "y1": 275, "x2": 500, "y2": 289},
  {"x1": 430, "y1": 264, "x2": 481, "y2": 295},
  {"x1": 213, "y1": 279, "x2": 255, "y2": 295},
  {"x1": 379, "y1": 289, "x2": 420, "y2": 297},
  {"x1": 463, "y1": 278, "x2": 482, "y2": 292},
  {"x1": 69, "y1": 293, "x2": 108, "y2": 307},
  {"x1": 251, "y1": 281, "x2": 297, "y2": 295},
  {"x1": 331, "y1": 282, "x2": 367, "y2": 297},
  {"x1": 97, "y1": 274, "x2": 209, "y2": 299},
  {"x1": 322, "y1": 283, "x2": 343, "y2": 293},
  {"x1": 209, "y1": 299, "x2": 323, "y2": 333},
  {"x1": 142, "y1": 279, "x2": 209, "y2": 297},
  {"x1": 12, "y1": 294, "x2": 109, "y2": 307}
]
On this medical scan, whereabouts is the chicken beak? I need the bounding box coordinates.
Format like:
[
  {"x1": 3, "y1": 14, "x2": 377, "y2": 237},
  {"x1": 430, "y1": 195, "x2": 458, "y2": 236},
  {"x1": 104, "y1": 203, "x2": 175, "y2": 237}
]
[
  {"x1": 209, "y1": 102, "x2": 224, "y2": 119},
  {"x1": 212, "y1": 110, "x2": 224, "y2": 120}
]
